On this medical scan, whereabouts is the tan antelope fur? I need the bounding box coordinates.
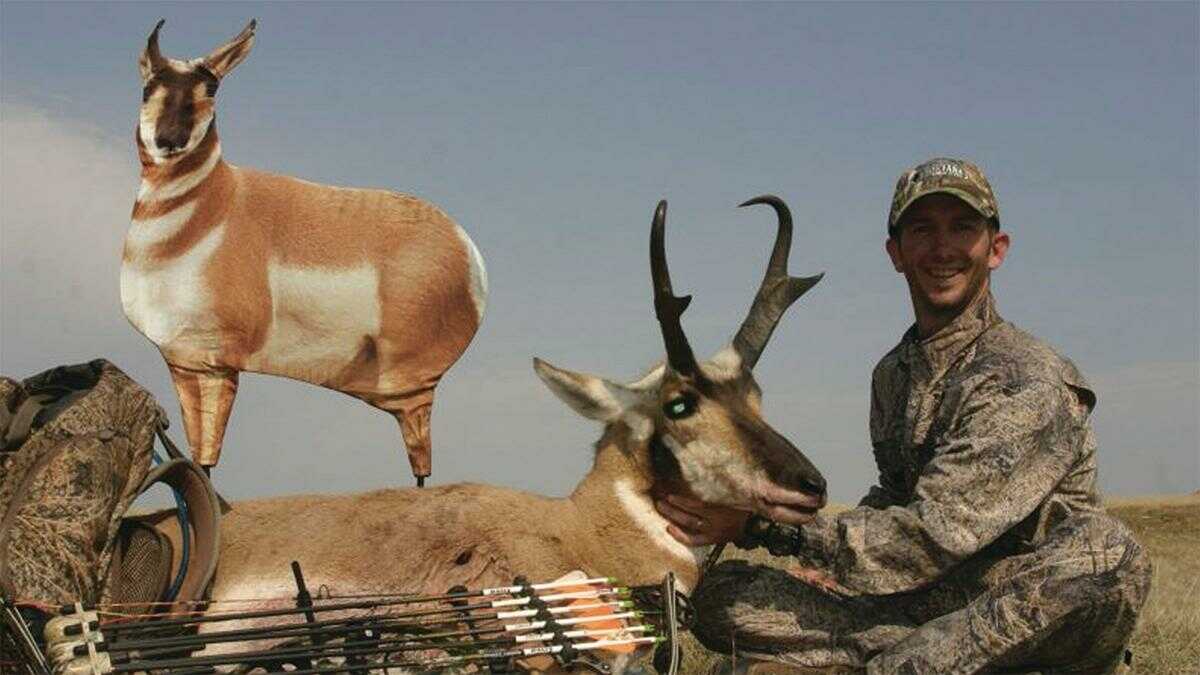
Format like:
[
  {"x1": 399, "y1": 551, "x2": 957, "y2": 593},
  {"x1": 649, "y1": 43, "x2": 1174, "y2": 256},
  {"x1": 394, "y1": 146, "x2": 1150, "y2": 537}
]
[
  {"x1": 120, "y1": 20, "x2": 487, "y2": 484},
  {"x1": 158, "y1": 198, "x2": 827, "y2": 668}
]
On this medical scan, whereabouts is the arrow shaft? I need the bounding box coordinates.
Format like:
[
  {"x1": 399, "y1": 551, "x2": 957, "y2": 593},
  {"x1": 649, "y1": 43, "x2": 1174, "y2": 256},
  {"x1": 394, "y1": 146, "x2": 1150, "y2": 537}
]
[
  {"x1": 111, "y1": 627, "x2": 657, "y2": 673},
  {"x1": 102, "y1": 577, "x2": 616, "y2": 636}
]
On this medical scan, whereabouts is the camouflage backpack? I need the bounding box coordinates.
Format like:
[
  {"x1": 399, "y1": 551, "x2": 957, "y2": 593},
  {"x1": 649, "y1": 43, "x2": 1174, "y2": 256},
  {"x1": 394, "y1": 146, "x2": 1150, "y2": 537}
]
[{"x1": 0, "y1": 360, "x2": 219, "y2": 615}]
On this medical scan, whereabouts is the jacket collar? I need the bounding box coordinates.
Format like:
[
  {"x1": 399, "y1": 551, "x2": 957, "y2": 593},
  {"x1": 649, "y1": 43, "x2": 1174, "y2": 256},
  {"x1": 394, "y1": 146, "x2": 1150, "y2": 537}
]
[{"x1": 900, "y1": 290, "x2": 1001, "y2": 380}]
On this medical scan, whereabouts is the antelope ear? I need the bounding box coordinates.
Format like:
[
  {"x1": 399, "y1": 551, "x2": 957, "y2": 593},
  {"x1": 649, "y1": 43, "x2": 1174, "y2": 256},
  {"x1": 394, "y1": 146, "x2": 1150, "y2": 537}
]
[
  {"x1": 139, "y1": 19, "x2": 166, "y2": 84},
  {"x1": 203, "y1": 19, "x2": 256, "y2": 79},
  {"x1": 533, "y1": 357, "x2": 640, "y2": 422},
  {"x1": 708, "y1": 345, "x2": 745, "y2": 377}
]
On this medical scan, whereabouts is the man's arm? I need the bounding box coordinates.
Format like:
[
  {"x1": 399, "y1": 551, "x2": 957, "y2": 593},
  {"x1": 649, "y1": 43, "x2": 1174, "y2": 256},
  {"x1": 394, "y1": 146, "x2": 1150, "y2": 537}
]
[
  {"x1": 857, "y1": 445, "x2": 906, "y2": 509},
  {"x1": 762, "y1": 375, "x2": 1090, "y2": 596},
  {"x1": 858, "y1": 369, "x2": 906, "y2": 510}
]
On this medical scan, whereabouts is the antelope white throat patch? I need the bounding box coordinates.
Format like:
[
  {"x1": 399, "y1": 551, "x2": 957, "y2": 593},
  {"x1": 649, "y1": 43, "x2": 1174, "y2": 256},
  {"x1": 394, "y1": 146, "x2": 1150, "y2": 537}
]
[
  {"x1": 126, "y1": 201, "x2": 197, "y2": 251},
  {"x1": 612, "y1": 478, "x2": 706, "y2": 576},
  {"x1": 138, "y1": 142, "x2": 222, "y2": 201}
]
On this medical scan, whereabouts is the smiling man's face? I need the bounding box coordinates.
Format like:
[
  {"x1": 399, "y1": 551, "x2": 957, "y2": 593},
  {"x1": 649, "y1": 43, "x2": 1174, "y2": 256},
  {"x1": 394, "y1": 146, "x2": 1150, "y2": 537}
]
[{"x1": 886, "y1": 193, "x2": 1010, "y2": 337}]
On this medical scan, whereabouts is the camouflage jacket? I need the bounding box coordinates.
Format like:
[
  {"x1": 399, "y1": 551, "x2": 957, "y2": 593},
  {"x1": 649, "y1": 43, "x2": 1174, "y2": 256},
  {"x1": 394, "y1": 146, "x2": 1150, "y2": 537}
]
[{"x1": 797, "y1": 291, "x2": 1104, "y2": 596}]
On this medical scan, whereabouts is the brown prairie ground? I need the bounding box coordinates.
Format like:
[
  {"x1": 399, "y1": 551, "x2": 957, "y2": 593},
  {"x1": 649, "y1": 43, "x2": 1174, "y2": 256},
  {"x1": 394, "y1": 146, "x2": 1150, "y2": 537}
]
[
  {"x1": 671, "y1": 493, "x2": 1199, "y2": 674},
  {"x1": 1108, "y1": 493, "x2": 1200, "y2": 674}
]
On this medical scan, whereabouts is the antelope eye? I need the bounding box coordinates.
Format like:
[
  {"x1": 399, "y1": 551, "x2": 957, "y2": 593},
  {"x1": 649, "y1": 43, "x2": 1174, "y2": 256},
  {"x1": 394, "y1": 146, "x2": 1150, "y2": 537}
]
[{"x1": 663, "y1": 395, "x2": 696, "y2": 420}]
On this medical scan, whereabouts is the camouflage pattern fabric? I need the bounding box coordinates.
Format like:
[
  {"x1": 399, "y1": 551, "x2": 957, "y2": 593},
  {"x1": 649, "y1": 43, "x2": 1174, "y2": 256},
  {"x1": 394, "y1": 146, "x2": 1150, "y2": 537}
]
[
  {"x1": 0, "y1": 360, "x2": 157, "y2": 605},
  {"x1": 693, "y1": 292, "x2": 1152, "y2": 673},
  {"x1": 695, "y1": 511, "x2": 1148, "y2": 673},
  {"x1": 888, "y1": 157, "x2": 999, "y2": 234}
]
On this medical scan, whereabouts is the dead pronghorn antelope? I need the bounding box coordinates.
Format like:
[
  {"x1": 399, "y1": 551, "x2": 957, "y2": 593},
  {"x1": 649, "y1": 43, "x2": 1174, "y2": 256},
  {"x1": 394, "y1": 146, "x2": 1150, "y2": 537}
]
[
  {"x1": 153, "y1": 197, "x2": 826, "y2": 670},
  {"x1": 120, "y1": 20, "x2": 487, "y2": 485}
]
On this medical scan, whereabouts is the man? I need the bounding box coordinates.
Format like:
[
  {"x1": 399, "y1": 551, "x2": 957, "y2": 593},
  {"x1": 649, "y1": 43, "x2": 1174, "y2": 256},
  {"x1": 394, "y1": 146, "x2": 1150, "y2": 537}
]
[{"x1": 655, "y1": 158, "x2": 1152, "y2": 673}]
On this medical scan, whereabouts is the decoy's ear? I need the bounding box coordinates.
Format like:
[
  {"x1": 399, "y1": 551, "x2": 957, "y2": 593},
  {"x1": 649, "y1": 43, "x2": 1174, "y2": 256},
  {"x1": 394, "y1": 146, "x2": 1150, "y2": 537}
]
[{"x1": 202, "y1": 19, "x2": 257, "y2": 80}]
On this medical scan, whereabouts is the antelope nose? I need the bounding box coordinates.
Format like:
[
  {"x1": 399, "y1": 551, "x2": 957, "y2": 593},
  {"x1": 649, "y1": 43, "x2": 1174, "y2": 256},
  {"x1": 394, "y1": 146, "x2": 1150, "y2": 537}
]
[
  {"x1": 782, "y1": 463, "x2": 826, "y2": 497},
  {"x1": 765, "y1": 434, "x2": 828, "y2": 499},
  {"x1": 798, "y1": 473, "x2": 827, "y2": 498},
  {"x1": 156, "y1": 135, "x2": 183, "y2": 152}
]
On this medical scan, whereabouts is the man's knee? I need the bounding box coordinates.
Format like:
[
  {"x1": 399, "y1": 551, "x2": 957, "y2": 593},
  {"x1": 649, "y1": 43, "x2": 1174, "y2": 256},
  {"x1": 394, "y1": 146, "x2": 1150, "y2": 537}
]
[
  {"x1": 1043, "y1": 514, "x2": 1152, "y2": 620},
  {"x1": 1066, "y1": 525, "x2": 1152, "y2": 670},
  {"x1": 1005, "y1": 515, "x2": 1153, "y2": 671}
]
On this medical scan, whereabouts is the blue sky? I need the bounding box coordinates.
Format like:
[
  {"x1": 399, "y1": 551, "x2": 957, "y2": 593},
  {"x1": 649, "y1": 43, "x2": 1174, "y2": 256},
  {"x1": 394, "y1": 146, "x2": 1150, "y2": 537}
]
[{"x1": 2, "y1": 2, "x2": 1196, "y2": 502}]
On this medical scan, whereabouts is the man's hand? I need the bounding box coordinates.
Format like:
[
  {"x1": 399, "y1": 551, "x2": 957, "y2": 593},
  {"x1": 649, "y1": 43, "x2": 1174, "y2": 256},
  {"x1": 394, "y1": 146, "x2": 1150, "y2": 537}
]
[{"x1": 654, "y1": 492, "x2": 751, "y2": 547}]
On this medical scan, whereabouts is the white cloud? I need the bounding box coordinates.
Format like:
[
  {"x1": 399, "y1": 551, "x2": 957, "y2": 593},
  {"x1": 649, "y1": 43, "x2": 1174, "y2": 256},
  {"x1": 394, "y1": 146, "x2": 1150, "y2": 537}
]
[{"x1": 1, "y1": 102, "x2": 139, "y2": 369}]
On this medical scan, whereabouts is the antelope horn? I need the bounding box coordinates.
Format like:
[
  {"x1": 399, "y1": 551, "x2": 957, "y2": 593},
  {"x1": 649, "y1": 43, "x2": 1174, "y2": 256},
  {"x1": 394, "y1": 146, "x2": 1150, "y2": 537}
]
[
  {"x1": 731, "y1": 195, "x2": 823, "y2": 370},
  {"x1": 146, "y1": 20, "x2": 167, "y2": 71},
  {"x1": 650, "y1": 200, "x2": 701, "y2": 377}
]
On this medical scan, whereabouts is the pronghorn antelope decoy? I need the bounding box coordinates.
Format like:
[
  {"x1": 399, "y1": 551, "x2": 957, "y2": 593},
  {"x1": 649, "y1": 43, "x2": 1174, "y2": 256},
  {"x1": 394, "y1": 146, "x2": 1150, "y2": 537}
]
[
  {"x1": 120, "y1": 20, "x2": 488, "y2": 486},
  {"x1": 156, "y1": 197, "x2": 826, "y2": 664}
]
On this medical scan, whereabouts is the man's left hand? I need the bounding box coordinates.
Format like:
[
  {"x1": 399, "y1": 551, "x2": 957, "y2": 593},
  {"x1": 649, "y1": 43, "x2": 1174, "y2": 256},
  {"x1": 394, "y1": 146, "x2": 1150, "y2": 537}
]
[{"x1": 654, "y1": 492, "x2": 751, "y2": 546}]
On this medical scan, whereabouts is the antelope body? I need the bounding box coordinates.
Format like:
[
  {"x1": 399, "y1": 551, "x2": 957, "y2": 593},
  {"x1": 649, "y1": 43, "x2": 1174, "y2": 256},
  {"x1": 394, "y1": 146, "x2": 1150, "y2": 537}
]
[
  {"x1": 121, "y1": 20, "x2": 487, "y2": 483},
  {"x1": 169, "y1": 197, "x2": 828, "y2": 670}
]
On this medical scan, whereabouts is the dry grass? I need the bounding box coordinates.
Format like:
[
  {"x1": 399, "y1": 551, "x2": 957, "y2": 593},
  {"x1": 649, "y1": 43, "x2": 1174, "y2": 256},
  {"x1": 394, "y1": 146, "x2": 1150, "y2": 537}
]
[
  {"x1": 668, "y1": 494, "x2": 1200, "y2": 674},
  {"x1": 1109, "y1": 493, "x2": 1200, "y2": 674}
]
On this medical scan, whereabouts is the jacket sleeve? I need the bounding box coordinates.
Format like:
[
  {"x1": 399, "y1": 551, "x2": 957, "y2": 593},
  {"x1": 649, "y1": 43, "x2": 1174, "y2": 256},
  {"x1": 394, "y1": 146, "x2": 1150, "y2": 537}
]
[
  {"x1": 858, "y1": 441, "x2": 907, "y2": 508},
  {"x1": 857, "y1": 482, "x2": 900, "y2": 509},
  {"x1": 800, "y1": 374, "x2": 1090, "y2": 596},
  {"x1": 857, "y1": 370, "x2": 905, "y2": 510}
]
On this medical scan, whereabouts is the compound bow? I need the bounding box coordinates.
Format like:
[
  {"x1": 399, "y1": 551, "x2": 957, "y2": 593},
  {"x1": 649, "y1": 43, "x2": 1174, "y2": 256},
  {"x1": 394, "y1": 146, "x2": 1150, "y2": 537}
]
[{"x1": 2, "y1": 562, "x2": 690, "y2": 675}]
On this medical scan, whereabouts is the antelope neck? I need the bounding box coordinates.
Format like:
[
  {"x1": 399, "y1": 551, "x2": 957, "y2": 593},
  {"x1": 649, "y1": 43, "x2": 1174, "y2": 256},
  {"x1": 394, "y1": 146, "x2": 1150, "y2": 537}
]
[{"x1": 573, "y1": 442, "x2": 708, "y2": 588}]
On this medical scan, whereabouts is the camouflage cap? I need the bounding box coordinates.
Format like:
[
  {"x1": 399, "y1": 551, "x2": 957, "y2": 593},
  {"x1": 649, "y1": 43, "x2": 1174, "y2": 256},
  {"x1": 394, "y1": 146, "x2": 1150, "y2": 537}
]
[{"x1": 888, "y1": 157, "x2": 999, "y2": 234}]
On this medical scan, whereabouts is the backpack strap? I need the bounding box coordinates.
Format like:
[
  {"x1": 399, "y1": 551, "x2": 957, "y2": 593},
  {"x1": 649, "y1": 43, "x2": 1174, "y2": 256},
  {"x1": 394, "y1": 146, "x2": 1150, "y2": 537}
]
[
  {"x1": 2, "y1": 361, "x2": 104, "y2": 452},
  {"x1": 0, "y1": 394, "x2": 54, "y2": 452},
  {"x1": 137, "y1": 458, "x2": 221, "y2": 614},
  {"x1": 154, "y1": 411, "x2": 232, "y2": 515}
]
